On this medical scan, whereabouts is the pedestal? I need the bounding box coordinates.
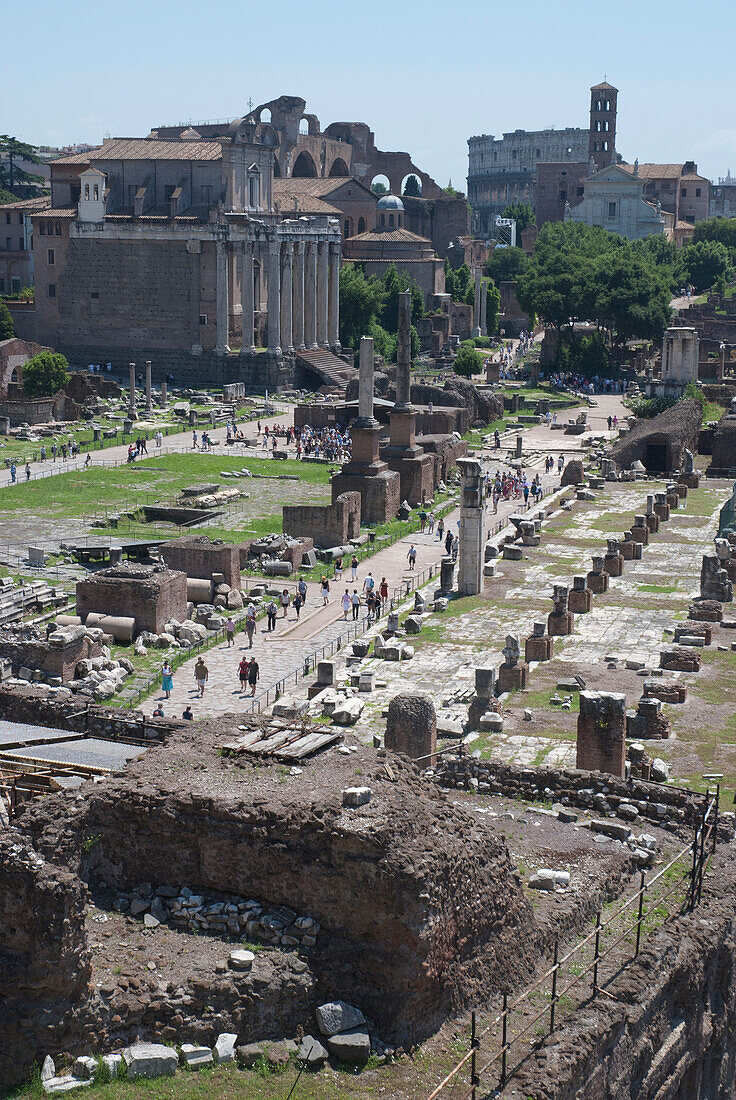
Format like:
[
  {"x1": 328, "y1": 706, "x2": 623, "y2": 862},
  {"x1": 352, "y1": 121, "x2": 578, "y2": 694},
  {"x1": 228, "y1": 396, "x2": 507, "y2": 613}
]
[
  {"x1": 587, "y1": 571, "x2": 609, "y2": 594},
  {"x1": 568, "y1": 588, "x2": 593, "y2": 614},
  {"x1": 497, "y1": 663, "x2": 529, "y2": 693},
  {"x1": 525, "y1": 634, "x2": 554, "y2": 662},
  {"x1": 547, "y1": 611, "x2": 574, "y2": 636},
  {"x1": 603, "y1": 554, "x2": 624, "y2": 577}
]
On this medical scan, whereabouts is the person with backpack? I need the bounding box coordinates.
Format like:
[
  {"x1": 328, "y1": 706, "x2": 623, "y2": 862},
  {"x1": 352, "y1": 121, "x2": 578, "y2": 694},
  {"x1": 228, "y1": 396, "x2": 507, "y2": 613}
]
[
  {"x1": 247, "y1": 657, "x2": 260, "y2": 697},
  {"x1": 281, "y1": 588, "x2": 291, "y2": 618},
  {"x1": 245, "y1": 605, "x2": 257, "y2": 647},
  {"x1": 298, "y1": 577, "x2": 307, "y2": 605},
  {"x1": 266, "y1": 599, "x2": 278, "y2": 632},
  {"x1": 238, "y1": 656, "x2": 250, "y2": 694},
  {"x1": 351, "y1": 589, "x2": 361, "y2": 620}
]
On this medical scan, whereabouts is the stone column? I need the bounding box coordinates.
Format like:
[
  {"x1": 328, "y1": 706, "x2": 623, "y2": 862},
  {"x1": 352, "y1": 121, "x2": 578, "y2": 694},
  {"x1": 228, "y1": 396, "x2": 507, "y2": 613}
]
[
  {"x1": 280, "y1": 242, "x2": 293, "y2": 353},
  {"x1": 357, "y1": 336, "x2": 376, "y2": 423},
  {"x1": 457, "y1": 457, "x2": 484, "y2": 596},
  {"x1": 396, "y1": 290, "x2": 412, "y2": 408},
  {"x1": 215, "y1": 237, "x2": 230, "y2": 355},
  {"x1": 267, "y1": 239, "x2": 281, "y2": 357},
  {"x1": 576, "y1": 691, "x2": 626, "y2": 777},
  {"x1": 328, "y1": 241, "x2": 341, "y2": 351},
  {"x1": 240, "y1": 242, "x2": 255, "y2": 355},
  {"x1": 386, "y1": 694, "x2": 436, "y2": 764},
  {"x1": 472, "y1": 269, "x2": 482, "y2": 338},
  {"x1": 479, "y1": 279, "x2": 487, "y2": 336},
  {"x1": 317, "y1": 242, "x2": 329, "y2": 348},
  {"x1": 160, "y1": 382, "x2": 167, "y2": 409},
  {"x1": 145, "y1": 360, "x2": 152, "y2": 411},
  {"x1": 293, "y1": 241, "x2": 305, "y2": 350},
  {"x1": 305, "y1": 242, "x2": 317, "y2": 349},
  {"x1": 128, "y1": 363, "x2": 136, "y2": 416}
]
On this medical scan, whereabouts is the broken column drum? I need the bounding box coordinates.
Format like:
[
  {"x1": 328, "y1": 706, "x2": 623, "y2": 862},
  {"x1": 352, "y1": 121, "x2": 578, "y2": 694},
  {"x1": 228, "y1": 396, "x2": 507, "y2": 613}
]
[
  {"x1": 630, "y1": 515, "x2": 649, "y2": 546},
  {"x1": 457, "y1": 458, "x2": 484, "y2": 597},
  {"x1": 438, "y1": 556, "x2": 455, "y2": 596},
  {"x1": 568, "y1": 575, "x2": 592, "y2": 614},
  {"x1": 386, "y1": 693, "x2": 437, "y2": 764},
  {"x1": 700, "y1": 554, "x2": 733, "y2": 603},
  {"x1": 603, "y1": 538, "x2": 624, "y2": 577},
  {"x1": 576, "y1": 690, "x2": 627, "y2": 778},
  {"x1": 547, "y1": 585, "x2": 574, "y2": 636},
  {"x1": 497, "y1": 634, "x2": 529, "y2": 692},
  {"x1": 468, "y1": 666, "x2": 497, "y2": 727},
  {"x1": 653, "y1": 492, "x2": 670, "y2": 522},
  {"x1": 525, "y1": 620, "x2": 553, "y2": 662},
  {"x1": 645, "y1": 494, "x2": 660, "y2": 533},
  {"x1": 587, "y1": 555, "x2": 609, "y2": 594}
]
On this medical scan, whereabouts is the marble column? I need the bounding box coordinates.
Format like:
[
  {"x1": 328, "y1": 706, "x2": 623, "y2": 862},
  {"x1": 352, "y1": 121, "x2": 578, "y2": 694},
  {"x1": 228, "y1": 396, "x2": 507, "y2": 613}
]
[
  {"x1": 305, "y1": 241, "x2": 317, "y2": 349},
  {"x1": 267, "y1": 240, "x2": 281, "y2": 356},
  {"x1": 328, "y1": 241, "x2": 341, "y2": 351},
  {"x1": 317, "y1": 241, "x2": 329, "y2": 348},
  {"x1": 280, "y1": 242, "x2": 293, "y2": 353},
  {"x1": 240, "y1": 242, "x2": 255, "y2": 355},
  {"x1": 128, "y1": 363, "x2": 136, "y2": 415},
  {"x1": 160, "y1": 381, "x2": 167, "y2": 409},
  {"x1": 396, "y1": 290, "x2": 412, "y2": 408},
  {"x1": 357, "y1": 336, "x2": 376, "y2": 424},
  {"x1": 479, "y1": 279, "x2": 487, "y2": 336},
  {"x1": 457, "y1": 457, "x2": 484, "y2": 596},
  {"x1": 292, "y1": 241, "x2": 305, "y2": 350},
  {"x1": 215, "y1": 237, "x2": 230, "y2": 355},
  {"x1": 145, "y1": 360, "x2": 152, "y2": 410},
  {"x1": 472, "y1": 269, "x2": 482, "y2": 338}
]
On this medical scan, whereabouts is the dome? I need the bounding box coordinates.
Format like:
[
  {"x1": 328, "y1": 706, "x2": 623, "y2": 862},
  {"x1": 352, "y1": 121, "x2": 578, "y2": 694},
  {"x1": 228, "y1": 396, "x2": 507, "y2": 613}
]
[{"x1": 376, "y1": 193, "x2": 404, "y2": 211}]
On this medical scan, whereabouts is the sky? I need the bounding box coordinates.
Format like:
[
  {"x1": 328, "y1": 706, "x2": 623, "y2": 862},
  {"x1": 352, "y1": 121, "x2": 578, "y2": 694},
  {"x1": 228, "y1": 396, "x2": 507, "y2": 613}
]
[{"x1": 4, "y1": 0, "x2": 736, "y2": 188}]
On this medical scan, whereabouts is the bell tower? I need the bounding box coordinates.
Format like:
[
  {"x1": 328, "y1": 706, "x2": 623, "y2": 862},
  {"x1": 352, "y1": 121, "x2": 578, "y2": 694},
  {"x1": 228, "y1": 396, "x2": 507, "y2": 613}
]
[{"x1": 589, "y1": 82, "x2": 618, "y2": 170}]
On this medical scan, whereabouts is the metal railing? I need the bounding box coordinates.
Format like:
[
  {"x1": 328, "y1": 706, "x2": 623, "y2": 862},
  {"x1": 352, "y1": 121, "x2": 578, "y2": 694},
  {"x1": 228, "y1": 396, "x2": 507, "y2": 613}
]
[{"x1": 424, "y1": 789, "x2": 719, "y2": 1100}]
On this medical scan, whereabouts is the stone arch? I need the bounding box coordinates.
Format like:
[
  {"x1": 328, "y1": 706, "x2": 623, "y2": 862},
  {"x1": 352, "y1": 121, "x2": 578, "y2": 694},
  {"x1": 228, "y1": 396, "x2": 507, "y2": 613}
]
[
  {"x1": 357, "y1": 216, "x2": 366, "y2": 234},
  {"x1": 259, "y1": 107, "x2": 272, "y2": 124},
  {"x1": 293, "y1": 150, "x2": 318, "y2": 178},
  {"x1": 370, "y1": 173, "x2": 390, "y2": 195},
  {"x1": 299, "y1": 117, "x2": 309, "y2": 136},
  {"x1": 401, "y1": 173, "x2": 422, "y2": 197},
  {"x1": 329, "y1": 158, "x2": 349, "y2": 177}
]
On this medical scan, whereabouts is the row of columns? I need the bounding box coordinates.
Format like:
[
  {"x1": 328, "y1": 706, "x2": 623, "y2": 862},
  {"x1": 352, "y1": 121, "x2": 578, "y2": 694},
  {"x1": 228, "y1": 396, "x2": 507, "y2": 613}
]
[{"x1": 215, "y1": 238, "x2": 340, "y2": 358}]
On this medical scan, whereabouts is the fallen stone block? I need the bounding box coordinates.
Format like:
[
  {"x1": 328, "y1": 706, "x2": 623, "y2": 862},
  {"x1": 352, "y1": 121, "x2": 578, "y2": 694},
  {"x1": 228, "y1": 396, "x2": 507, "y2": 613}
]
[
  {"x1": 591, "y1": 819, "x2": 632, "y2": 842},
  {"x1": 316, "y1": 1000, "x2": 366, "y2": 1037},
  {"x1": 123, "y1": 1043, "x2": 178, "y2": 1079},
  {"x1": 214, "y1": 1034, "x2": 238, "y2": 1065},
  {"x1": 180, "y1": 1045, "x2": 214, "y2": 1070},
  {"x1": 229, "y1": 948, "x2": 255, "y2": 971},
  {"x1": 326, "y1": 1027, "x2": 371, "y2": 1065},
  {"x1": 299, "y1": 1035, "x2": 329, "y2": 1068},
  {"x1": 342, "y1": 786, "x2": 372, "y2": 807},
  {"x1": 71, "y1": 1058, "x2": 96, "y2": 1081},
  {"x1": 236, "y1": 1043, "x2": 265, "y2": 1068},
  {"x1": 332, "y1": 698, "x2": 365, "y2": 725}
]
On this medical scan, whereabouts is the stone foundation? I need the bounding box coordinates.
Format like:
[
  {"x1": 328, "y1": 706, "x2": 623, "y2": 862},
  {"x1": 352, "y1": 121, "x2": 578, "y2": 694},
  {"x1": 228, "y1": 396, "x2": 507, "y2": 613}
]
[
  {"x1": 660, "y1": 647, "x2": 702, "y2": 672},
  {"x1": 76, "y1": 565, "x2": 188, "y2": 636},
  {"x1": 568, "y1": 589, "x2": 592, "y2": 614},
  {"x1": 283, "y1": 492, "x2": 361, "y2": 549},
  {"x1": 497, "y1": 663, "x2": 529, "y2": 692},
  {"x1": 587, "y1": 570, "x2": 609, "y2": 595},
  {"x1": 386, "y1": 694, "x2": 437, "y2": 764},
  {"x1": 576, "y1": 690, "x2": 626, "y2": 778},
  {"x1": 160, "y1": 536, "x2": 242, "y2": 589},
  {"x1": 525, "y1": 634, "x2": 554, "y2": 662}
]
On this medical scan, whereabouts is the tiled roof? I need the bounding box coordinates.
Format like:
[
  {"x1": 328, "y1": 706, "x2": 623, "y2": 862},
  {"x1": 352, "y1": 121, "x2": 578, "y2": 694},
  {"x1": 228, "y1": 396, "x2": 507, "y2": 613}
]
[
  {"x1": 591, "y1": 81, "x2": 617, "y2": 91},
  {"x1": 50, "y1": 150, "x2": 97, "y2": 165},
  {"x1": 348, "y1": 227, "x2": 431, "y2": 244},
  {"x1": 87, "y1": 138, "x2": 223, "y2": 162},
  {"x1": 273, "y1": 177, "x2": 373, "y2": 198},
  {"x1": 621, "y1": 163, "x2": 685, "y2": 180},
  {"x1": 273, "y1": 193, "x2": 341, "y2": 216},
  {"x1": 0, "y1": 196, "x2": 51, "y2": 211},
  {"x1": 30, "y1": 207, "x2": 77, "y2": 218}
]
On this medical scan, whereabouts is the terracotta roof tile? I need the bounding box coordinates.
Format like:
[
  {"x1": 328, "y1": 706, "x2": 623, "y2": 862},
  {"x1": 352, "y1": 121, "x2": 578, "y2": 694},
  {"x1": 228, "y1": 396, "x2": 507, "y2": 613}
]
[
  {"x1": 0, "y1": 196, "x2": 51, "y2": 211},
  {"x1": 348, "y1": 227, "x2": 431, "y2": 244},
  {"x1": 88, "y1": 137, "x2": 223, "y2": 162},
  {"x1": 30, "y1": 207, "x2": 76, "y2": 218}
]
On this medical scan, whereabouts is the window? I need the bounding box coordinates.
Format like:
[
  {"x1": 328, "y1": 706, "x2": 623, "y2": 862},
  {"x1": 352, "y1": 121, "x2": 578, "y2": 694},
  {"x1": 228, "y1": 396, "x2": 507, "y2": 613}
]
[
  {"x1": 247, "y1": 170, "x2": 260, "y2": 209},
  {"x1": 39, "y1": 221, "x2": 46, "y2": 235},
  {"x1": 358, "y1": 216, "x2": 365, "y2": 233},
  {"x1": 344, "y1": 219, "x2": 350, "y2": 237},
  {"x1": 48, "y1": 249, "x2": 55, "y2": 265},
  {"x1": 0, "y1": 278, "x2": 4, "y2": 293},
  {"x1": 4, "y1": 237, "x2": 10, "y2": 250},
  {"x1": 47, "y1": 283, "x2": 56, "y2": 298},
  {"x1": 4, "y1": 213, "x2": 9, "y2": 224},
  {"x1": 18, "y1": 237, "x2": 23, "y2": 250},
  {"x1": 388, "y1": 213, "x2": 395, "y2": 228},
  {"x1": 559, "y1": 190, "x2": 567, "y2": 201},
  {"x1": 577, "y1": 186, "x2": 584, "y2": 196},
  {"x1": 608, "y1": 201, "x2": 617, "y2": 218},
  {"x1": 90, "y1": 291, "x2": 99, "y2": 299},
  {"x1": 55, "y1": 222, "x2": 61, "y2": 236},
  {"x1": 536, "y1": 148, "x2": 541, "y2": 157},
  {"x1": 696, "y1": 187, "x2": 702, "y2": 197},
  {"x1": 93, "y1": 184, "x2": 99, "y2": 200},
  {"x1": 84, "y1": 183, "x2": 90, "y2": 199},
  {"x1": 199, "y1": 313, "x2": 208, "y2": 326},
  {"x1": 11, "y1": 276, "x2": 20, "y2": 294},
  {"x1": 681, "y1": 188, "x2": 687, "y2": 197}
]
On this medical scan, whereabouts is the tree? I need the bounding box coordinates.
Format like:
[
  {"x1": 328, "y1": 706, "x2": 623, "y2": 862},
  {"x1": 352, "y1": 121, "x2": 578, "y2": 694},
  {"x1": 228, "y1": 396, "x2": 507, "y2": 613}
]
[
  {"x1": 371, "y1": 180, "x2": 388, "y2": 196},
  {"x1": 0, "y1": 301, "x2": 15, "y2": 340},
  {"x1": 485, "y1": 280, "x2": 500, "y2": 336},
  {"x1": 501, "y1": 201, "x2": 536, "y2": 236},
  {"x1": 378, "y1": 265, "x2": 423, "y2": 332},
  {"x1": 682, "y1": 240, "x2": 732, "y2": 293},
  {"x1": 0, "y1": 136, "x2": 44, "y2": 197},
  {"x1": 402, "y1": 175, "x2": 421, "y2": 197},
  {"x1": 338, "y1": 265, "x2": 384, "y2": 350},
  {"x1": 22, "y1": 351, "x2": 70, "y2": 397},
  {"x1": 484, "y1": 246, "x2": 529, "y2": 284},
  {"x1": 589, "y1": 249, "x2": 672, "y2": 360},
  {"x1": 444, "y1": 181, "x2": 459, "y2": 198},
  {"x1": 692, "y1": 217, "x2": 736, "y2": 252},
  {"x1": 453, "y1": 343, "x2": 482, "y2": 378}
]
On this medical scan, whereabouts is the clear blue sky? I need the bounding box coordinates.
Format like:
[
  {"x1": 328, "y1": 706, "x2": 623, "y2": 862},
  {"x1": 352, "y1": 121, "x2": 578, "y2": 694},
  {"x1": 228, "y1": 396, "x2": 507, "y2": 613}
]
[{"x1": 5, "y1": 0, "x2": 736, "y2": 187}]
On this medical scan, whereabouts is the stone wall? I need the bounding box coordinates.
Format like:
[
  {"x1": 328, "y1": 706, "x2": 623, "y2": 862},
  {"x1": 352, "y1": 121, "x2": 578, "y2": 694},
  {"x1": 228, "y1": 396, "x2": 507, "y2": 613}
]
[
  {"x1": 512, "y1": 850, "x2": 736, "y2": 1100},
  {"x1": 0, "y1": 829, "x2": 91, "y2": 1088},
  {"x1": 160, "y1": 535, "x2": 241, "y2": 589},
  {"x1": 76, "y1": 565, "x2": 188, "y2": 635},
  {"x1": 0, "y1": 683, "x2": 183, "y2": 740},
  {"x1": 283, "y1": 491, "x2": 361, "y2": 549},
  {"x1": 0, "y1": 631, "x2": 102, "y2": 682}
]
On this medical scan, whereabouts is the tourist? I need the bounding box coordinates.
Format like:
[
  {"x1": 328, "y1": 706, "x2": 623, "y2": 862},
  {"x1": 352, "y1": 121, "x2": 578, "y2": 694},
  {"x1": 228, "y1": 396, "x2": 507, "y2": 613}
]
[
  {"x1": 266, "y1": 599, "x2": 278, "y2": 632},
  {"x1": 85, "y1": 454, "x2": 91, "y2": 468},
  {"x1": 419, "y1": 509, "x2": 427, "y2": 533},
  {"x1": 161, "y1": 660, "x2": 173, "y2": 699},
  {"x1": 321, "y1": 576, "x2": 330, "y2": 606},
  {"x1": 247, "y1": 657, "x2": 259, "y2": 697},
  {"x1": 351, "y1": 589, "x2": 361, "y2": 620},
  {"x1": 192, "y1": 431, "x2": 198, "y2": 450},
  {"x1": 293, "y1": 590, "x2": 302, "y2": 618},
  {"x1": 334, "y1": 555, "x2": 343, "y2": 581},
  {"x1": 182, "y1": 705, "x2": 193, "y2": 720},
  {"x1": 238, "y1": 655, "x2": 249, "y2": 693},
  {"x1": 451, "y1": 534, "x2": 459, "y2": 562},
  {"x1": 607, "y1": 415, "x2": 613, "y2": 430},
  {"x1": 9, "y1": 463, "x2": 16, "y2": 483},
  {"x1": 350, "y1": 554, "x2": 359, "y2": 582},
  {"x1": 428, "y1": 511, "x2": 435, "y2": 535},
  {"x1": 40, "y1": 446, "x2": 46, "y2": 461},
  {"x1": 407, "y1": 544, "x2": 417, "y2": 570},
  {"x1": 437, "y1": 517, "x2": 445, "y2": 543},
  {"x1": 298, "y1": 577, "x2": 307, "y2": 605},
  {"x1": 379, "y1": 576, "x2": 389, "y2": 614},
  {"x1": 281, "y1": 588, "x2": 291, "y2": 617},
  {"x1": 444, "y1": 529, "x2": 453, "y2": 556},
  {"x1": 226, "y1": 617, "x2": 235, "y2": 647},
  {"x1": 194, "y1": 657, "x2": 208, "y2": 697},
  {"x1": 25, "y1": 462, "x2": 31, "y2": 481},
  {"x1": 363, "y1": 572, "x2": 375, "y2": 598},
  {"x1": 152, "y1": 703, "x2": 164, "y2": 718},
  {"x1": 245, "y1": 605, "x2": 257, "y2": 646},
  {"x1": 558, "y1": 455, "x2": 564, "y2": 474},
  {"x1": 341, "y1": 589, "x2": 351, "y2": 620}
]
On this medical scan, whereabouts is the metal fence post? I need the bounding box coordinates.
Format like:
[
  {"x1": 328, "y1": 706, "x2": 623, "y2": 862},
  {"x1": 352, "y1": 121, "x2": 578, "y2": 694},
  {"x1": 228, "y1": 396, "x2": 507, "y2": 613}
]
[
  {"x1": 550, "y1": 936, "x2": 559, "y2": 1033},
  {"x1": 470, "y1": 1010, "x2": 478, "y2": 1100},
  {"x1": 635, "y1": 870, "x2": 645, "y2": 957},
  {"x1": 697, "y1": 798, "x2": 707, "y2": 905},
  {"x1": 500, "y1": 992, "x2": 508, "y2": 1088},
  {"x1": 690, "y1": 816, "x2": 699, "y2": 911},
  {"x1": 714, "y1": 783, "x2": 720, "y2": 853},
  {"x1": 592, "y1": 912, "x2": 601, "y2": 996}
]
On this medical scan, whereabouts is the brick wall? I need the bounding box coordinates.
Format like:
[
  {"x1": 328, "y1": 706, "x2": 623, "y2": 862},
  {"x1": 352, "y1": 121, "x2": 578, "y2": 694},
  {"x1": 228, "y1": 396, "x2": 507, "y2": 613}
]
[
  {"x1": 76, "y1": 567, "x2": 187, "y2": 635},
  {"x1": 160, "y1": 536, "x2": 241, "y2": 589},
  {"x1": 283, "y1": 491, "x2": 361, "y2": 549}
]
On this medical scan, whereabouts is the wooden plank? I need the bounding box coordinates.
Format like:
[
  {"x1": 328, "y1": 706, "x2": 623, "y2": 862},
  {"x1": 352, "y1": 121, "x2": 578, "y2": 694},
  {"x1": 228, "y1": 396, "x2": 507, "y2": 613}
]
[
  {"x1": 276, "y1": 732, "x2": 342, "y2": 761},
  {"x1": 219, "y1": 729, "x2": 269, "y2": 753},
  {"x1": 245, "y1": 729, "x2": 301, "y2": 754}
]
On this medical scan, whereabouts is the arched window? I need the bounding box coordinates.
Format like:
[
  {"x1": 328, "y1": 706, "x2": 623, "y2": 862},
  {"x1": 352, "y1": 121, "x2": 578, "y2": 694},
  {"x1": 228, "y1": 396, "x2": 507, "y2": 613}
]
[
  {"x1": 358, "y1": 216, "x2": 365, "y2": 233},
  {"x1": 380, "y1": 213, "x2": 385, "y2": 228},
  {"x1": 93, "y1": 185, "x2": 99, "y2": 200},
  {"x1": 247, "y1": 167, "x2": 260, "y2": 209},
  {"x1": 344, "y1": 219, "x2": 351, "y2": 237},
  {"x1": 84, "y1": 183, "x2": 90, "y2": 199},
  {"x1": 397, "y1": 213, "x2": 402, "y2": 228},
  {"x1": 605, "y1": 99, "x2": 611, "y2": 110},
  {"x1": 388, "y1": 213, "x2": 394, "y2": 228}
]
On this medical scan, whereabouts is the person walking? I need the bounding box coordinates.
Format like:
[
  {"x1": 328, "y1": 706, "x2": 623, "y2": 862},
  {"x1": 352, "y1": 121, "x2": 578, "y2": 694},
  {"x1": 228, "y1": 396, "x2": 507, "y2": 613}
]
[
  {"x1": 238, "y1": 656, "x2": 249, "y2": 694},
  {"x1": 293, "y1": 590, "x2": 303, "y2": 619},
  {"x1": 444, "y1": 528, "x2": 453, "y2": 556},
  {"x1": 280, "y1": 588, "x2": 291, "y2": 618},
  {"x1": 407, "y1": 544, "x2": 417, "y2": 571},
  {"x1": 320, "y1": 576, "x2": 330, "y2": 606},
  {"x1": 437, "y1": 517, "x2": 445, "y2": 543},
  {"x1": 25, "y1": 462, "x2": 31, "y2": 481},
  {"x1": 298, "y1": 577, "x2": 307, "y2": 606},
  {"x1": 225, "y1": 617, "x2": 236, "y2": 647},
  {"x1": 334, "y1": 555, "x2": 343, "y2": 581},
  {"x1": 194, "y1": 657, "x2": 208, "y2": 698},
  {"x1": 245, "y1": 605, "x2": 257, "y2": 647},
  {"x1": 341, "y1": 589, "x2": 351, "y2": 620},
  {"x1": 451, "y1": 534, "x2": 459, "y2": 562},
  {"x1": 350, "y1": 554, "x2": 359, "y2": 582},
  {"x1": 419, "y1": 509, "x2": 427, "y2": 533},
  {"x1": 247, "y1": 656, "x2": 260, "y2": 697},
  {"x1": 161, "y1": 660, "x2": 173, "y2": 700},
  {"x1": 9, "y1": 463, "x2": 16, "y2": 484},
  {"x1": 379, "y1": 576, "x2": 389, "y2": 614},
  {"x1": 428, "y1": 512, "x2": 435, "y2": 535},
  {"x1": 363, "y1": 572, "x2": 375, "y2": 598},
  {"x1": 266, "y1": 599, "x2": 278, "y2": 632},
  {"x1": 351, "y1": 589, "x2": 361, "y2": 620}
]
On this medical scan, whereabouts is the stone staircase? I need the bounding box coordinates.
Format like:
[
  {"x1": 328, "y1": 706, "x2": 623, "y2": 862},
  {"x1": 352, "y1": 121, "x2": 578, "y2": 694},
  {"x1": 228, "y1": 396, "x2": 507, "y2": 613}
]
[{"x1": 295, "y1": 348, "x2": 357, "y2": 394}]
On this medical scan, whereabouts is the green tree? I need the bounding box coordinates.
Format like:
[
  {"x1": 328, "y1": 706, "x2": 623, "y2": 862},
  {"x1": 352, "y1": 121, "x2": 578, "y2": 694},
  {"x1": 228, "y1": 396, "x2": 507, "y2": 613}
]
[
  {"x1": 484, "y1": 246, "x2": 529, "y2": 284},
  {"x1": 444, "y1": 181, "x2": 459, "y2": 198},
  {"x1": 501, "y1": 201, "x2": 536, "y2": 236},
  {"x1": 0, "y1": 136, "x2": 44, "y2": 196},
  {"x1": 453, "y1": 343, "x2": 483, "y2": 378},
  {"x1": 682, "y1": 240, "x2": 732, "y2": 293},
  {"x1": 402, "y1": 175, "x2": 421, "y2": 197},
  {"x1": 339, "y1": 265, "x2": 384, "y2": 350},
  {"x1": 22, "y1": 351, "x2": 70, "y2": 396},
  {"x1": 444, "y1": 260, "x2": 474, "y2": 303},
  {"x1": 692, "y1": 217, "x2": 736, "y2": 252},
  {"x1": 378, "y1": 264, "x2": 423, "y2": 332},
  {"x1": 0, "y1": 301, "x2": 15, "y2": 340},
  {"x1": 371, "y1": 180, "x2": 388, "y2": 195}
]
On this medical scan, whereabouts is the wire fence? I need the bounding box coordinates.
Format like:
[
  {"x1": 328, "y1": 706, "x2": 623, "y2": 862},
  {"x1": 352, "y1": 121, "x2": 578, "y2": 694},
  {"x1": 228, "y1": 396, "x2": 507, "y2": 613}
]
[{"x1": 424, "y1": 789, "x2": 720, "y2": 1100}]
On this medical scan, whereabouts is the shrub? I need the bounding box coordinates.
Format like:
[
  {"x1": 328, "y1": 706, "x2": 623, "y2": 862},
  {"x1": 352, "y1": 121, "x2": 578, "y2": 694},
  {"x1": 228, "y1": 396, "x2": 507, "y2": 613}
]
[
  {"x1": 22, "y1": 350, "x2": 70, "y2": 397},
  {"x1": 453, "y1": 343, "x2": 483, "y2": 378}
]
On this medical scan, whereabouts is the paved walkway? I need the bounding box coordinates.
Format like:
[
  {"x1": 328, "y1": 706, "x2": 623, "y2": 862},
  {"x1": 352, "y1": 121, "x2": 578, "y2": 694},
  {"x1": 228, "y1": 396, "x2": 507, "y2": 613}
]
[{"x1": 157, "y1": 394, "x2": 628, "y2": 720}]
